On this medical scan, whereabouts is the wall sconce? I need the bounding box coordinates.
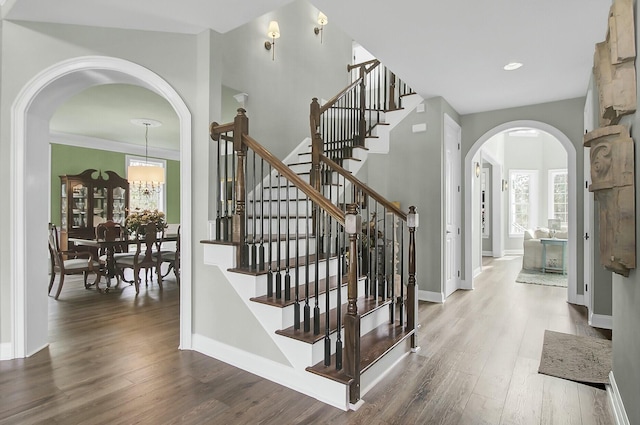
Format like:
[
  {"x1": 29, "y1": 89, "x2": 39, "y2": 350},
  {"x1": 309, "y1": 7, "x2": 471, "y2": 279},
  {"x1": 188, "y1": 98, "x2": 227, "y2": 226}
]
[
  {"x1": 264, "y1": 20, "x2": 280, "y2": 60},
  {"x1": 474, "y1": 162, "x2": 481, "y2": 178},
  {"x1": 502, "y1": 179, "x2": 508, "y2": 191},
  {"x1": 314, "y1": 12, "x2": 328, "y2": 43}
]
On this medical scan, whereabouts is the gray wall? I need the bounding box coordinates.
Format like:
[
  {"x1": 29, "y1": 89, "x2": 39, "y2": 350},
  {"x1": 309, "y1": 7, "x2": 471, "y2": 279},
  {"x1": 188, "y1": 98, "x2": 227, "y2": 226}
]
[
  {"x1": 460, "y1": 98, "x2": 585, "y2": 292},
  {"x1": 367, "y1": 97, "x2": 460, "y2": 296},
  {"x1": 610, "y1": 1, "x2": 640, "y2": 422},
  {"x1": 220, "y1": 0, "x2": 353, "y2": 161}
]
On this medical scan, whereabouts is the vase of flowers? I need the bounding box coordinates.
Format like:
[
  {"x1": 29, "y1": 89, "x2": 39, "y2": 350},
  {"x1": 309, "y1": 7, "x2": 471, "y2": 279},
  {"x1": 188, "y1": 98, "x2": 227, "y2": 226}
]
[{"x1": 125, "y1": 209, "x2": 167, "y2": 238}]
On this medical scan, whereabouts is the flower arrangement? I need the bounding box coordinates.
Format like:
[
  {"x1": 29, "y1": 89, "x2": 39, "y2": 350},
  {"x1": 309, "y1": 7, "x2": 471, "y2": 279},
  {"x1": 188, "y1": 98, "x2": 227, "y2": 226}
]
[{"x1": 125, "y1": 209, "x2": 167, "y2": 237}]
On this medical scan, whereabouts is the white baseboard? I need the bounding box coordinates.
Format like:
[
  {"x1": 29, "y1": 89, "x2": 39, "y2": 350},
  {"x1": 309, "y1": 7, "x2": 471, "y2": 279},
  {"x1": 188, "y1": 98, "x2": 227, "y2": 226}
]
[
  {"x1": 192, "y1": 334, "x2": 350, "y2": 410},
  {"x1": 607, "y1": 371, "x2": 630, "y2": 425},
  {"x1": 504, "y1": 249, "x2": 524, "y2": 255},
  {"x1": 482, "y1": 251, "x2": 493, "y2": 257},
  {"x1": 418, "y1": 290, "x2": 444, "y2": 303},
  {"x1": 0, "y1": 342, "x2": 12, "y2": 360},
  {"x1": 589, "y1": 312, "x2": 613, "y2": 330}
]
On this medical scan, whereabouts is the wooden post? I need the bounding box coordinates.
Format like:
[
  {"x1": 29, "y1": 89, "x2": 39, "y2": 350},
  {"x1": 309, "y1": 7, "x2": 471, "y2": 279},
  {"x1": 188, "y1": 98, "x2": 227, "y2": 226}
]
[
  {"x1": 358, "y1": 65, "x2": 367, "y2": 146},
  {"x1": 344, "y1": 203, "x2": 361, "y2": 404},
  {"x1": 233, "y1": 108, "x2": 249, "y2": 267},
  {"x1": 388, "y1": 72, "x2": 397, "y2": 111},
  {"x1": 407, "y1": 206, "x2": 417, "y2": 349}
]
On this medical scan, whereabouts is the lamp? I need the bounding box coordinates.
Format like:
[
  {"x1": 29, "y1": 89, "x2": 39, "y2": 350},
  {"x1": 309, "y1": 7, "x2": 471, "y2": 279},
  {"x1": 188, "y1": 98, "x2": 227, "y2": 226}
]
[
  {"x1": 475, "y1": 162, "x2": 481, "y2": 178},
  {"x1": 264, "y1": 20, "x2": 280, "y2": 60},
  {"x1": 502, "y1": 179, "x2": 508, "y2": 191},
  {"x1": 128, "y1": 118, "x2": 164, "y2": 196},
  {"x1": 314, "y1": 12, "x2": 328, "y2": 43}
]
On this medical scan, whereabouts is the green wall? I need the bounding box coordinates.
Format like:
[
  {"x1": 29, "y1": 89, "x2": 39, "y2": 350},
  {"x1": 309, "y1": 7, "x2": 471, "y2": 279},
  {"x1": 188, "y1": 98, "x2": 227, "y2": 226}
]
[{"x1": 50, "y1": 143, "x2": 180, "y2": 226}]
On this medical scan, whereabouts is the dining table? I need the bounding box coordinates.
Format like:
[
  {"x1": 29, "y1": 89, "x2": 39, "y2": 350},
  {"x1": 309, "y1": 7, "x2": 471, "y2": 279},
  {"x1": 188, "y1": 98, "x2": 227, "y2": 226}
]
[{"x1": 70, "y1": 233, "x2": 178, "y2": 287}]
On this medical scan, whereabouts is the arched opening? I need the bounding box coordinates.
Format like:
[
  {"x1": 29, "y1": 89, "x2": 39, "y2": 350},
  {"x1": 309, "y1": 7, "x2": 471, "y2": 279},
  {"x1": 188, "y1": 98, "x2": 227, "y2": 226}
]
[
  {"x1": 10, "y1": 56, "x2": 192, "y2": 358},
  {"x1": 463, "y1": 120, "x2": 579, "y2": 304}
]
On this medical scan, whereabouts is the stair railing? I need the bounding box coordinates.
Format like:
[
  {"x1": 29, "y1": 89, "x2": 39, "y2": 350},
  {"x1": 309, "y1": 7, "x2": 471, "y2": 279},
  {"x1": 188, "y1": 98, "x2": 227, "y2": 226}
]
[
  {"x1": 310, "y1": 59, "x2": 415, "y2": 164},
  {"x1": 211, "y1": 109, "x2": 366, "y2": 400}
]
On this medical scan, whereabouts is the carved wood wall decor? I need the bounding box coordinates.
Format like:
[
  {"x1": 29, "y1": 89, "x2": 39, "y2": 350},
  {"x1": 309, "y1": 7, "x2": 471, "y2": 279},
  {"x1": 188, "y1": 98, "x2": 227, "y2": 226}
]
[
  {"x1": 593, "y1": 0, "x2": 636, "y2": 126},
  {"x1": 584, "y1": 125, "x2": 635, "y2": 276}
]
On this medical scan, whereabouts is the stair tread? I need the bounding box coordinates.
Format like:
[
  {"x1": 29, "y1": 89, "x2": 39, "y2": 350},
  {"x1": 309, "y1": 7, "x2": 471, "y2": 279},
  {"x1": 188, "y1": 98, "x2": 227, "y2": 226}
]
[
  {"x1": 275, "y1": 295, "x2": 392, "y2": 344},
  {"x1": 305, "y1": 323, "x2": 414, "y2": 384},
  {"x1": 229, "y1": 252, "x2": 336, "y2": 276},
  {"x1": 250, "y1": 274, "x2": 346, "y2": 307},
  {"x1": 247, "y1": 234, "x2": 314, "y2": 241}
]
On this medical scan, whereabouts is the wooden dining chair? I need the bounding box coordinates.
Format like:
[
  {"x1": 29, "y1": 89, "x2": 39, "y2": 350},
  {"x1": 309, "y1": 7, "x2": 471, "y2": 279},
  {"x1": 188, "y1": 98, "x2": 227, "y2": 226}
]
[
  {"x1": 115, "y1": 222, "x2": 163, "y2": 294},
  {"x1": 154, "y1": 225, "x2": 180, "y2": 286},
  {"x1": 95, "y1": 220, "x2": 128, "y2": 287},
  {"x1": 48, "y1": 223, "x2": 101, "y2": 299}
]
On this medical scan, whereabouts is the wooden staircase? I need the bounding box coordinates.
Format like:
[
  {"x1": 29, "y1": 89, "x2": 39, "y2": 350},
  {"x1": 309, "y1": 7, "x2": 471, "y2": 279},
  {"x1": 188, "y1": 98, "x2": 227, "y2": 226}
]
[{"x1": 201, "y1": 60, "x2": 420, "y2": 410}]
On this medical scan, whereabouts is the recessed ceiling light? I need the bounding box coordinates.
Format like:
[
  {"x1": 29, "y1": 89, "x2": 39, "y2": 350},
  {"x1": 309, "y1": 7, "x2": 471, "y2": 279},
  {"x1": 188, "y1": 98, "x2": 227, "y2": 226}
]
[{"x1": 503, "y1": 62, "x2": 523, "y2": 71}]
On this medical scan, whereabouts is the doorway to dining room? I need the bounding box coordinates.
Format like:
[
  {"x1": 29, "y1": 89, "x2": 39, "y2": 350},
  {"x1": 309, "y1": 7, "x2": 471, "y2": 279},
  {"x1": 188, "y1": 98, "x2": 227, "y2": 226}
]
[{"x1": 10, "y1": 56, "x2": 192, "y2": 359}]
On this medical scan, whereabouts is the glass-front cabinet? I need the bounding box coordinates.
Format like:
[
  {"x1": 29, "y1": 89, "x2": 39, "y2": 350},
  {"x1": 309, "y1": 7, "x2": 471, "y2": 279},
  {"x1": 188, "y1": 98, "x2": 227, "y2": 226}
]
[{"x1": 60, "y1": 169, "x2": 129, "y2": 250}]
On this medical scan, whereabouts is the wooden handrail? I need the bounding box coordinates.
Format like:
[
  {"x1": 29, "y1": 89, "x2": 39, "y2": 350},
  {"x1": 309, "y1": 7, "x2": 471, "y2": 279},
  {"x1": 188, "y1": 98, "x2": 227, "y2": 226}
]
[
  {"x1": 346, "y1": 58, "x2": 379, "y2": 72},
  {"x1": 210, "y1": 121, "x2": 234, "y2": 141},
  {"x1": 317, "y1": 60, "x2": 381, "y2": 117},
  {"x1": 242, "y1": 134, "x2": 345, "y2": 224},
  {"x1": 320, "y1": 154, "x2": 407, "y2": 221}
]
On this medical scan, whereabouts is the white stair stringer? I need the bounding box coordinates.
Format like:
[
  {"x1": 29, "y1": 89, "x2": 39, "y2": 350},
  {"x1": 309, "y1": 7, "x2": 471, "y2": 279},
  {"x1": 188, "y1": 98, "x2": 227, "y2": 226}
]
[{"x1": 201, "y1": 243, "x2": 364, "y2": 410}]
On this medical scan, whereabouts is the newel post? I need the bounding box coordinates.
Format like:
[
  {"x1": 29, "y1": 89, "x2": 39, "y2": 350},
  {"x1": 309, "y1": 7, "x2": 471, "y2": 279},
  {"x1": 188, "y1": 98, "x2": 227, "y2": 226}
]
[
  {"x1": 358, "y1": 65, "x2": 367, "y2": 147},
  {"x1": 344, "y1": 203, "x2": 362, "y2": 404},
  {"x1": 233, "y1": 108, "x2": 249, "y2": 267},
  {"x1": 388, "y1": 72, "x2": 397, "y2": 111},
  {"x1": 407, "y1": 206, "x2": 419, "y2": 350},
  {"x1": 310, "y1": 98, "x2": 323, "y2": 191}
]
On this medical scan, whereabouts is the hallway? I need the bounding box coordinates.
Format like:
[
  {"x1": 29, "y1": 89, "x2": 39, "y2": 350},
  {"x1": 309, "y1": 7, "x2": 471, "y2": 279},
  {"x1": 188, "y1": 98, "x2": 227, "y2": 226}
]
[{"x1": 0, "y1": 256, "x2": 613, "y2": 424}]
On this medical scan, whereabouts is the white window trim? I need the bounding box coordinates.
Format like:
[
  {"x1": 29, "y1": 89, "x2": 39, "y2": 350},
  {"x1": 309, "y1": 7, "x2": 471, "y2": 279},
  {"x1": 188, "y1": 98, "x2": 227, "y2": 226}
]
[
  {"x1": 548, "y1": 168, "x2": 568, "y2": 224},
  {"x1": 509, "y1": 169, "x2": 539, "y2": 237},
  {"x1": 125, "y1": 154, "x2": 167, "y2": 212}
]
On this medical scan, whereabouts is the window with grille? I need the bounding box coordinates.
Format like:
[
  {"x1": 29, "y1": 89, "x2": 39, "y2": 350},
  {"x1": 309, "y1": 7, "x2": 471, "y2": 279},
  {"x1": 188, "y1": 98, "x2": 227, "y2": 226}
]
[
  {"x1": 548, "y1": 169, "x2": 568, "y2": 226},
  {"x1": 509, "y1": 170, "x2": 538, "y2": 236}
]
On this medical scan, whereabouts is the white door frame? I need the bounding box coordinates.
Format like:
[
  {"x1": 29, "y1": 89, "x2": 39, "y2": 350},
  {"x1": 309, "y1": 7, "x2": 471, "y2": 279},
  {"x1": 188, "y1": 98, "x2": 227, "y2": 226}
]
[
  {"x1": 463, "y1": 120, "x2": 579, "y2": 304},
  {"x1": 444, "y1": 114, "x2": 462, "y2": 297},
  {"x1": 479, "y1": 149, "x2": 504, "y2": 258},
  {"x1": 9, "y1": 56, "x2": 192, "y2": 358}
]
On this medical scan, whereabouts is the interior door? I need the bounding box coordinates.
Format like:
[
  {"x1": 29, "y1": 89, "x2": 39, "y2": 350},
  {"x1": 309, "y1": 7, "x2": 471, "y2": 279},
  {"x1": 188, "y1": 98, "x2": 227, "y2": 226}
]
[{"x1": 444, "y1": 114, "x2": 462, "y2": 297}]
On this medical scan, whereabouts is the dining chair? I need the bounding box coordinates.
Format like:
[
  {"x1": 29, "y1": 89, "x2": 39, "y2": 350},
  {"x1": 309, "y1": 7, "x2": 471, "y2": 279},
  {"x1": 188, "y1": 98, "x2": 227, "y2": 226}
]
[
  {"x1": 115, "y1": 222, "x2": 163, "y2": 294},
  {"x1": 48, "y1": 223, "x2": 101, "y2": 299},
  {"x1": 95, "y1": 220, "x2": 128, "y2": 287},
  {"x1": 154, "y1": 225, "x2": 180, "y2": 286}
]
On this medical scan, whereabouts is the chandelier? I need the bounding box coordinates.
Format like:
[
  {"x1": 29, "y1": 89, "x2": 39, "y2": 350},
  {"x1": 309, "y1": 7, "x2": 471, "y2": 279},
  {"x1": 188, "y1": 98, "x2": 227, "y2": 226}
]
[{"x1": 128, "y1": 118, "x2": 164, "y2": 196}]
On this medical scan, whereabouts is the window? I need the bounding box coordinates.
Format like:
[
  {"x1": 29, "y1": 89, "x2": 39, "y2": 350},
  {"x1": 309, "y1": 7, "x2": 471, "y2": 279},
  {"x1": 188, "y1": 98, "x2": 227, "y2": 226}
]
[
  {"x1": 549, "y1": 169, "x2": 568, "y2": 225},
  {"x1": 509, "y1": 170, "x2": 538, "y2": 236},
  {"x1": 126, "y1": 155, "x2": 166, "y2": 212}
]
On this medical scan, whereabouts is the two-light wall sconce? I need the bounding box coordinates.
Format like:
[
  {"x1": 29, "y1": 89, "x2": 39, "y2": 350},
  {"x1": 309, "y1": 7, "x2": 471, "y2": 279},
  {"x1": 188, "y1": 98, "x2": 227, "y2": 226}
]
[
  {"x1": 264, "y1": 20, "x2": 281, "y2": 61},
  {"x1": 264, "y1": 12, "x2": 328, "y2": 60},
  {"x1": 314, "y1": 12, "x2": 328, "y2": 43}
]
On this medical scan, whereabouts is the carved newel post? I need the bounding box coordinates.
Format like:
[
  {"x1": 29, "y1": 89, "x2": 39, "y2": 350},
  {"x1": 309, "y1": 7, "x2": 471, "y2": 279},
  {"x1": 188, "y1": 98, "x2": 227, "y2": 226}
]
[
  {"x1": 344, "y1": 203, "x2": 362, "y2": 404},
  {"x1": 407, "y1": 206, "x2": 419, "y2": 349},
  {"x1": 584, "y1": 126, "x2": 635, "y2": 276},
  {"x1": 233, "y1": 108, "x2": 249, "y2": 267}
]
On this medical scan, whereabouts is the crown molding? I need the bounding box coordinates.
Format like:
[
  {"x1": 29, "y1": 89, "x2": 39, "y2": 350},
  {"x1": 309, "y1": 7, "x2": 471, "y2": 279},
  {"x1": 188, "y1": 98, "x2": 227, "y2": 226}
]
[{"x1": 49, "y1": 131, "x2": 180, "y2": 161}]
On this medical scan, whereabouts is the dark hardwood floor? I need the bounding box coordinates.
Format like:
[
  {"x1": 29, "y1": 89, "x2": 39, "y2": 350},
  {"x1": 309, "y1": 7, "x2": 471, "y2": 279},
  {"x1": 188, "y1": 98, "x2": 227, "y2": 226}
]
[{"x1": 0, "y1": 256, "x2": 613, "y2": 424}]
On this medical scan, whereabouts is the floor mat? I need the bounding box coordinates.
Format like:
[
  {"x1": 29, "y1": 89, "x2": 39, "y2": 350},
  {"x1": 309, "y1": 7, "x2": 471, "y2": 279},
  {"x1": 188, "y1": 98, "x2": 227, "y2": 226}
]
[
  {"x1": 538, "y1": 330, "x2": 611, "y2": 388},
  {"x1": 516, "y1": 269, "x2": 567, "y2": 287}
]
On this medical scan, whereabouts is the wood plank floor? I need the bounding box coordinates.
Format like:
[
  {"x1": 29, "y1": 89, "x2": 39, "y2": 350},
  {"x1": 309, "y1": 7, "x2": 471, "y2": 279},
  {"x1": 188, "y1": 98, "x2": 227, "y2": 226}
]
[{"x1": 0, "y1": 256, "x2": 614, "y2": 424}]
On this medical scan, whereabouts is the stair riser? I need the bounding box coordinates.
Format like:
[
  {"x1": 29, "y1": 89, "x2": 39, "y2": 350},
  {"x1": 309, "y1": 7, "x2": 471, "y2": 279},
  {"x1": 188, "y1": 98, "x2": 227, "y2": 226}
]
[
  {"x1": 287, "y1": 163, "x2": 312, "y2": 174},
  {"x1": 261, "y1": 187, "x2": 340, "y2": 202},
  {"x1": 247, "y1": 217, "x2": 313, "y2": 235}
]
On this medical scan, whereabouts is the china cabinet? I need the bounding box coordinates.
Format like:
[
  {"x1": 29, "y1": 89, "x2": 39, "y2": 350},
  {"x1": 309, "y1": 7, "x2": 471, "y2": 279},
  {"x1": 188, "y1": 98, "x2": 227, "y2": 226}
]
[{"x1": 60, "y1": 169, "x2": 129, "y2": 250}]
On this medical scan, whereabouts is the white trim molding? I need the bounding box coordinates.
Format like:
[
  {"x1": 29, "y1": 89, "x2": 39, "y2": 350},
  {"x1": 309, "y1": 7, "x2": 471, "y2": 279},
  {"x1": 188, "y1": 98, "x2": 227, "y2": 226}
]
[
  {"x1": 419, "y1": 290, "x2": 445, "y2": 303},
  {"x1": 589, "y1": 313, "x2": 613, "y2": 330},
  {"x1": 607, "y1": 371, "x2": 630, "y2": 425},
  {"x1": 10, "y1": 55, "x2": 192, "y2": 359}
]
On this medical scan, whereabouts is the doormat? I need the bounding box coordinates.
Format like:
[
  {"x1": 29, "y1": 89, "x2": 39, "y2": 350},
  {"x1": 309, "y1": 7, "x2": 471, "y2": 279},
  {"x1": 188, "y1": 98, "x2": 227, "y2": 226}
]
[
  {"x1": 516, "y1": 269, "x2": 567, "y2": 287},
  {"x1": 538, "y1": 330, "x2": 611, "y2": 388}
]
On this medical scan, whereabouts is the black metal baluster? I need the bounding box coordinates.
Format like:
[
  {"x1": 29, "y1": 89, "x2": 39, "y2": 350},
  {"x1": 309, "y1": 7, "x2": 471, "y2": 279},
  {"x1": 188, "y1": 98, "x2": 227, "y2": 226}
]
[
  {"x1": 259, "y1": 158, "x2": 266, "y2": 271},
  {"x1": 314, "y1": 202, "x2": 321, "y2": 335},
  {"x1": 223, "y1": 135, "x2": 230, "y2": 241},
  {"x1": 294, "y1": 187, "x2": 301, "y2": 330},
  {"x1": 304, "y1": 197, "x2": 311, "y2": 333},
  {"x1": 216, "y1": 136, "x2": 222, "y2": 241},
  {"x1": 267, "y1": 164, "x2": 274, "y2": 297},
  {"x1": 324, "y1": 210, "x2": 331, "y2": 366},
  {"x1": 251, "y1": 150, "x2": 258, "y2": 270},
  {"x1": 400, "y1": 220, "x2": 405, "y2": 327},
  {"x1": 335, "y1": 209, "x2": 343, "y2": 371},
  {"x1": 275, "y1": 172, "x2": 283, "y2": 300},
  {"x1": 284, "y1": 177, "x2": 291, "y2": 302},
  {"x1": 372, "y1": 201, "x2": 378, "y2": 299}
]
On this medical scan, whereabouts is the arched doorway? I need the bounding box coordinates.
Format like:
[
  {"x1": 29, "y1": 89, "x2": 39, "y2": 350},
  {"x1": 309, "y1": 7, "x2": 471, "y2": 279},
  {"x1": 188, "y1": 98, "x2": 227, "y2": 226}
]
[
  {"x1": 463, "y1": 120, "x2": 579, "y2": 304},
  {"x1": 10, "y1": 56, "x2": 192, "y2": 358}
]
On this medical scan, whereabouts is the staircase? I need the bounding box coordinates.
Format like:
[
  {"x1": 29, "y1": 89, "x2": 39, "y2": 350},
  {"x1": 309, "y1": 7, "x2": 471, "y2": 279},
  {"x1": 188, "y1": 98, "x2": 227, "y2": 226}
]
[{"x1": 200, "y1": 60, "x2": 421, "y2": 411}]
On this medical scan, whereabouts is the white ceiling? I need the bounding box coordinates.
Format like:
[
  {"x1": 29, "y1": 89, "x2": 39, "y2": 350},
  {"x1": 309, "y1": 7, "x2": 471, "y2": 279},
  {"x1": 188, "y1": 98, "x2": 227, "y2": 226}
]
[{"x1": 5, "y1": 0, "x2": 613, "y2": 148}]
